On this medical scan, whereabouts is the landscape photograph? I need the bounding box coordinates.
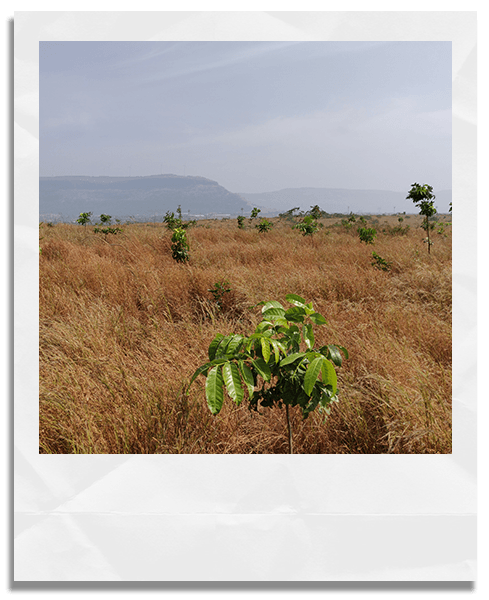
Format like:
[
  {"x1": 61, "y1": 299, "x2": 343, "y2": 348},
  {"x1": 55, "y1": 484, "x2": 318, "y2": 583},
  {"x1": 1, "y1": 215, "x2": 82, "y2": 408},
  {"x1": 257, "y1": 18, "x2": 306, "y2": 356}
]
[{"x1": 39, "y1": 40, "x2": 452, "y2": 455}]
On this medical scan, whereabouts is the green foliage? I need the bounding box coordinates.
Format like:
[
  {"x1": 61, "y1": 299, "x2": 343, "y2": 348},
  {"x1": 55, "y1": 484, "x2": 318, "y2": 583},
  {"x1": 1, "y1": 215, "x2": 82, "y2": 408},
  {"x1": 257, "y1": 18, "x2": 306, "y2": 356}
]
[
  {"x1": 208, "y1": 280, "x2": 231, "y2": 310},
  {"x1": 406, "y1": 183, "x2": 436, "y2": 254},
  {"x1": 189, "y1": 295, "x2": 348, "y2": 452},
  {"x1": 171, "y1": 227, "x2": 189, "y2": 263},
  {"x1": 164, "y1": 208, "x2": 195, "y2": 231},
  {"x1": 93, "y1": 226, "x2": 123, "y2": 238},
  {"x1": 406, "y1": 182, "x2": 436, "y2": 216},
  {"x1": 256, "y1": 218, "x2": 273, "y2": 233},
  {"x1": 249, "y1": 207, "x2": 261, "y2": 226},
  {"x1": 358, "y1": 226, "x2": 377, "y2": 244},
  {"x1": 294, "y1": 215, "x2": 320, "y2": 236},
  {"x1": 279, "y1": 207, "x2": 302, "y2": 220},
  {"x1": 99, "y1": 214, "x2": 112, "y2": 225},
  {"x1": 347, "y1": 212, "x2": 357, "y2": 223},
  {"x1": 371, "y1": 251, "x2": 391, "y2": 271},
  {"x1": 237, "y1": 215, "x2": 245, "y2": 229},
  {"x1": 76, "y1": 212, "x2": 92, "y2": 226},
  {"x1": 308, "y1": 205, "x2": 322, "y2": 220},
  {"x1": 436, "y1": 222, "x2": 450, "y2": 237}
]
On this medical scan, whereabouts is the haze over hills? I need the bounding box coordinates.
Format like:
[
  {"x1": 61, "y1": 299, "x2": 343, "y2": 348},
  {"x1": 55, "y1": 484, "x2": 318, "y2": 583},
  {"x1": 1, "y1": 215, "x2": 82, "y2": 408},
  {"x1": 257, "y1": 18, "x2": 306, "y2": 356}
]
[
  {"x1": 39, "y1": 174, "x2": 253, "y2": 221},
  {"x1": 39, "y1": 174, "x2": 452, "y2": 222},
  {"x1": 238, "y1": 187, "x2": 453, "y2": 216}
]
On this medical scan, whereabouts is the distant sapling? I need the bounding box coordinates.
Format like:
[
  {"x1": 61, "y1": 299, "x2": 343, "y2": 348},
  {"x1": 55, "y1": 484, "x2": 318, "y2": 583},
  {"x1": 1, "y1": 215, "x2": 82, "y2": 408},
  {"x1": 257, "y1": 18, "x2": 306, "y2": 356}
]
[{"x1": 406, "y1": 182, "x2": 437, "y2": 254}]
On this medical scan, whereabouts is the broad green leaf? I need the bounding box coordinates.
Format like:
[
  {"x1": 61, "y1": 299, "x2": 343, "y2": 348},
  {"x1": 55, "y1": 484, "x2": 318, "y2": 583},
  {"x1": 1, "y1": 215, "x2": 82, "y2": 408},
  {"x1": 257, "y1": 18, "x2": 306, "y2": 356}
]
[
  {"x1": 337, "y1": 345, "x2": 349, "y2": 360},
  {"x1": 261, "y1": 337, "x2": 271, "y2": 363},
  {"x1": 309, "y1": 312, "x2": 327, "y2": 325},
  {"x1": 251, "y1": 357, "x2": 271, "y2": 381},
  {"x1": 225, "y1": 334, "x2": 244, "y2": 357},
  {"x1": 320, "y1": 359, "x2": 337, "y2": 395},
  {"x1": 255, "y1": 320, "x2": 273, "y2": 333},
  {"x1": 262, "y1": 300, "x2": 284, "y2": 313},
  {"x1": 205, "y1": 365, "x2": 224, "y2": 415},
  {"x1": 188, "y1": 362, "x2": 211, "y2": 388},
  {"x1": 208, "y1": 333, "x2": 224, "y2": 361},
  {"x1": 280, "y1": 352, "x2": 306, "y2": 367},
  {"x1": 262, "y1": 307, "x2": 286, "y2": 321},
  {"x1": 238, "y1": 360, "x2": 255, "y2": 399},
  {"x1": 285, "y1": 293, "x2": 307, "y2": 307},
  {"x1": 284, "y1": 306, "x2": 307, "y2": 323},
  {"x1": 269, "y1": 338, "x2": 281, "y2": 364},
  {"x1": 222, "y1": 362, "x2": 244, "y2": 406},
  {"x1": 216, "y1": 335, "x2": 234, "y2": 357},
  {"x1": 270, "y1": 317, "x2": 289, "y2": 328},
  {"x1": 302, "y1": 323, "x2": 315, "y2": 350},
  {"x1": 209, "y1": 358, "x2": 230, "y2": 366},
  {"x1": 304, "y1": 357, "x2": 324, "y2": 396},
  {"x1": 326, "y1": 345, "x2": 343, "y2": 366}
]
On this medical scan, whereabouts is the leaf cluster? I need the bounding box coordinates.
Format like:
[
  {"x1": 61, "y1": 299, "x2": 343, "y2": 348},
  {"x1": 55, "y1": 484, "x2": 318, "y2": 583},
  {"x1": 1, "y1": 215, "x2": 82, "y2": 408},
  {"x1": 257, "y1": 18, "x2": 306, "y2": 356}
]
[
  {"x1": 294, "y1": 215, "x2": 320, "y2": 236},
  {"x1": 76, "y1": 212, "x2": 92, "y2": 226},
  {"x1": 93, "y1": 226, "x2": 123, "y2": 236},
  {"x1": 358, "y1": 227, "x2": 377, "y2": 244},
  {"x1": 371, "y1": 251, "x2": 391, "y2": 271},
  {"x1": 164, "y1": 210, "x2": 194, "y2": 231},
  {"x1": 189, "y1": 295, "x2": 348, "y2": 419},
  {"x1": 171, "y1": 227, "x2": 190, "y2": 262},
  {"x1": 406, "y1": 182, "x2": 437, "y2": 218},
  {"x1": 256, "y1": 219, "x2": 273, "y2": 233}
]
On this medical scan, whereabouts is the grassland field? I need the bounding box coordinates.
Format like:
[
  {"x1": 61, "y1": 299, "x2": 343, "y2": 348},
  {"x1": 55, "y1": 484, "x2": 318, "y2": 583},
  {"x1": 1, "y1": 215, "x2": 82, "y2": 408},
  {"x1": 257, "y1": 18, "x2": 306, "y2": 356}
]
[{"x1": 39, "y1": 213, "x2": 452, "y2": 454}]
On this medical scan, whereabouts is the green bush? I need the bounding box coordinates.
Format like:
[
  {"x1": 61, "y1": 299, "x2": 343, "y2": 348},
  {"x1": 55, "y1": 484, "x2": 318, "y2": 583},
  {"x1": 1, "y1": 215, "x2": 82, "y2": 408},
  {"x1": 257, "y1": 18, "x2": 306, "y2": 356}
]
[
  {"x1": 189, "y1": 294, "x2": 348, "y2": 453},
  {"x1": 358, "y1": 227, "x2": 377, "y2": 244}
]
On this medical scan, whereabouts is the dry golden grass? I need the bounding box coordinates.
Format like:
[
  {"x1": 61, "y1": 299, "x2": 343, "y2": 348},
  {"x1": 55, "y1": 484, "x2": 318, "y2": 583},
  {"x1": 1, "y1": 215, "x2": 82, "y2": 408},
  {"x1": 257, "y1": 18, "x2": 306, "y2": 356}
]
[{"x1": 39, "y1": 215, "x2": 452, "y2": 453}]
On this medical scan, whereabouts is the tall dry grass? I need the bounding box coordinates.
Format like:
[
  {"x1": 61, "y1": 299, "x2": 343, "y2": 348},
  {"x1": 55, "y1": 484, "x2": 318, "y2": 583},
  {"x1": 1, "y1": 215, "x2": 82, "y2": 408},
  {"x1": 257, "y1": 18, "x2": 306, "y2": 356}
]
[{"x1": 39, "y1": 215, "x2": 452, "y2": 453}]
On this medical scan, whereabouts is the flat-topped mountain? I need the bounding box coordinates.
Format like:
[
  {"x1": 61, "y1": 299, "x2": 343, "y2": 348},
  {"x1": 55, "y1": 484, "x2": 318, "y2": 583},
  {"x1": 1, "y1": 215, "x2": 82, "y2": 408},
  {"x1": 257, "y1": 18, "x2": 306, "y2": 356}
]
[{"x1": 39, "y1": 174, "x2": 252, "y2": 220}]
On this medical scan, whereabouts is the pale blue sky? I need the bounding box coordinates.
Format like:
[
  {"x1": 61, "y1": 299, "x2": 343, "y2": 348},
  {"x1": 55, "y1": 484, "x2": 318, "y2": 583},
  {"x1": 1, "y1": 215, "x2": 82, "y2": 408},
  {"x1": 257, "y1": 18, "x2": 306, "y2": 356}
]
[{"x1": 40, "y1": 41, "x2": 451, "y2": 193}]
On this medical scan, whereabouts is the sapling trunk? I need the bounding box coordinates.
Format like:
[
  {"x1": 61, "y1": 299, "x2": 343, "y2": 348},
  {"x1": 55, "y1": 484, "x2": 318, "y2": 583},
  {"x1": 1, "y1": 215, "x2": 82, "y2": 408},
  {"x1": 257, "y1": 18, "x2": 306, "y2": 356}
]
[
  {"x1": 286, "y1": 404, "x2": 293, "y2": 454},
  {"x1": 426, "y1": 216, "x2": 431, "y2": 254}
]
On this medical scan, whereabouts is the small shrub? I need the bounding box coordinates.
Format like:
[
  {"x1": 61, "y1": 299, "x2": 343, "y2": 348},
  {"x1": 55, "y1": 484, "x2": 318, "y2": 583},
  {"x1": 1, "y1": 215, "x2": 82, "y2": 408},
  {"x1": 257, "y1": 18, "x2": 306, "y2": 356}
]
[
  {"x1": 208, "y1": 280, "x2": 231, "y2": 311},
  {"x1": 256, "y1": 219, "x2": 273, "y2": 233},
  {"x1": 100, "y1": 214, "x2": 112, "y2": 225},
  {"x1": 371, "y1": 251, "x2": 391, "y2": 271},
  {"x1": 189, "y1": 294, "x2": 348, "y2": 453},
  {"x1": 358, "y1": 227, "x2": 377, "y2": 244},
  {"x1": 93, "y1": 226, "x2": 123, "y2": 239},
  {"x1": 171, "y1": 227, "x2": 189, "y2": 263},
  {"x1": 294, "y1": 215, "x2": 319, "y2": 236},
  {"x1": 237, "y1": 215, "x2": 245, "y2": 229},
  {"x1": 249, "y1": 207, "x2": 261, "y2": 226},
  {"x1": 76, "y1": 212, "x2": 92, "y2": 226}
]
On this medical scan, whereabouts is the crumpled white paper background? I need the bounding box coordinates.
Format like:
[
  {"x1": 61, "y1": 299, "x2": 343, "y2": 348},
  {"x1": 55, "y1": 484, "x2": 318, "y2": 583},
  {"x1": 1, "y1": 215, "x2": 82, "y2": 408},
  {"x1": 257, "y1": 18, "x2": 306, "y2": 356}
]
[{"x1": 14, "y1": 10, "x2": 477, "y2": 581}]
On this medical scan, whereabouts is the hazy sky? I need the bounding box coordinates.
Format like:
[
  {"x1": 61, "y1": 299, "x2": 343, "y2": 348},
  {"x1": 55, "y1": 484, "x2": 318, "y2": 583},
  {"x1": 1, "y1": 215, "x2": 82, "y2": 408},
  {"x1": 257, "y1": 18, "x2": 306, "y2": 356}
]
[{"x1": 40, "y1": 41, "x2": 451, "y2": 193}]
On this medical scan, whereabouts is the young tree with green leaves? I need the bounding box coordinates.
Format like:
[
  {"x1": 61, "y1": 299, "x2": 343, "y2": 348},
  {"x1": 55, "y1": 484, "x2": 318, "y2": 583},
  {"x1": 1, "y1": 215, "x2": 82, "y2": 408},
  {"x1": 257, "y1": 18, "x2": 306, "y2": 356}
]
[
  {"x1": 189, "y1": 294, "x2": 348, "y2": 454},
  {"x1": 249, "y1": 207, "x2": 261, "y2": 226},
  {"x1": 76, "y1": 212, "x2": 92, "y2": 226},
  {"x1": 406, "y1": 182, "x2": 437, "y2": 254},
  {"x1": 256, "y1": 218, "x2": 273, "y2": 233},
  {"x1": 294, "y1": 215, "x2": 319, "y2": 237},
  {"x1": 171, "y1": 227, "x2": 189, "y2": 262}
]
